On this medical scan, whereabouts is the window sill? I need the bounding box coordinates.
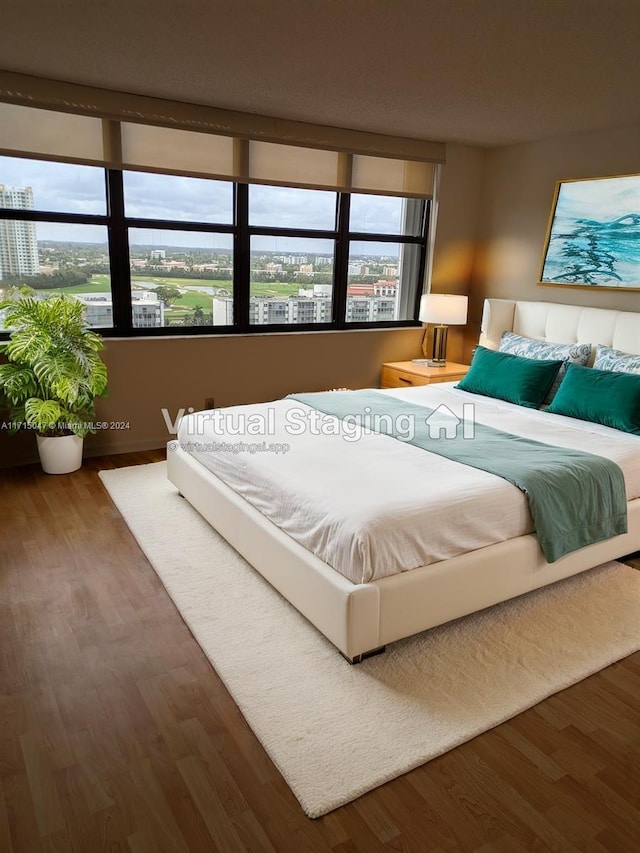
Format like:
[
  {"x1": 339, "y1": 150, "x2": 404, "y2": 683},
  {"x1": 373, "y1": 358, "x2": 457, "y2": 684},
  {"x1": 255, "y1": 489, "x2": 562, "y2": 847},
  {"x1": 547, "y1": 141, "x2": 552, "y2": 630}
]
[{"x1": 99, "y1": 324, "x2": 422, "y2": 342}]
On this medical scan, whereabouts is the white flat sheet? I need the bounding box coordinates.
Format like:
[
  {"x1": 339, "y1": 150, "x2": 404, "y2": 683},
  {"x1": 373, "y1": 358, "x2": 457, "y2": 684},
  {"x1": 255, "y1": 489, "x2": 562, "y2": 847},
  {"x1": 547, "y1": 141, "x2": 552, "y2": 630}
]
[{"x1": 176, "y1": 384, "x2": 640, "y2": 584}]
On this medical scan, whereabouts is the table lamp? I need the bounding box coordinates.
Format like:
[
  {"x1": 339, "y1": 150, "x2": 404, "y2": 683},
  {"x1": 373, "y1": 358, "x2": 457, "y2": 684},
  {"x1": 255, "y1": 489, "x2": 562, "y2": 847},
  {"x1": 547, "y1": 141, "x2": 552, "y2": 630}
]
[{"x1": 418, "y1": 293, "x2": 469, "y2": 365}]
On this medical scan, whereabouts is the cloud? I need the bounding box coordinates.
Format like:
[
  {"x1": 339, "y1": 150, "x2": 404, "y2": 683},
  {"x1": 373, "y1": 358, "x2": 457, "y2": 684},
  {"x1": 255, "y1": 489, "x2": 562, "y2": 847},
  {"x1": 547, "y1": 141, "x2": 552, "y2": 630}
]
[{"x1": 1, "y1": 157, "x2": 412, "y2": 256}]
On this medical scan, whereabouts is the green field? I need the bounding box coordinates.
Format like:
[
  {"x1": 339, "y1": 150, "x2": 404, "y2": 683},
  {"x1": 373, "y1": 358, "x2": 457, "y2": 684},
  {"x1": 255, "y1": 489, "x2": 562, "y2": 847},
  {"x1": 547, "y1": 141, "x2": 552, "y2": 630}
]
[
  {"x1": 39, "y1": 273, "x2": 302, "y2": 306},
  {"x1": 130, "y1": 275, "x2": 231, "y2": 291},
  {"x1": 249, "y1": 281, "x2": 299, "y2": 297},
  {"x1": 54, "y1": 275, "x2": 112, "y2": 294},
  {"x1": 131, "y1": 275, "x2": 300, "y2": 298},
  {"x1": 163, "y1": 292, "x2": 217, "y2": 322},
  {"x1": 164, "y1": 291, "x2": 212, "y2": 309}
]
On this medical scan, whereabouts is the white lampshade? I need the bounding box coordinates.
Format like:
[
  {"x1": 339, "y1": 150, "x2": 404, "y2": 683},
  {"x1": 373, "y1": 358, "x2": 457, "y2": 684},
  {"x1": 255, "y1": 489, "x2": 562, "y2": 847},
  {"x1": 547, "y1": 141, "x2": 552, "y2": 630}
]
[{"x1": 419, "y1": 293, "x2": 468, "y2": 325}]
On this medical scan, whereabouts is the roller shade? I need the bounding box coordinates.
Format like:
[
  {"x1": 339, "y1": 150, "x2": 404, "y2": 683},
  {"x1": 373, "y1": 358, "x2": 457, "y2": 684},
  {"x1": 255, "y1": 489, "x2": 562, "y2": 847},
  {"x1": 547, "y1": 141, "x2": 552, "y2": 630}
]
[
  {"x1": 351, "y1": 155, "x2": 434, "y2": 197},
  {"x1": 0, "y1": 102, "x2": 104, "y2": 164},
  {"x1": 247, "y1": 141, "x2": 343, "y2": 190},
  {"x1": 120, "y1": 122, "x2": 235, "y2": 178}
]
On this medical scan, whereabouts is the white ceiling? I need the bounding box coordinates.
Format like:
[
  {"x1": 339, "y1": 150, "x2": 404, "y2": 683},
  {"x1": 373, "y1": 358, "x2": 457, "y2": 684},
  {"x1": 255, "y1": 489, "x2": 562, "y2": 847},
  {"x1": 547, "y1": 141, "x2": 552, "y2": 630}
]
[{"x1": 1, "y1": 0, "x2": 639, "y2": 147}]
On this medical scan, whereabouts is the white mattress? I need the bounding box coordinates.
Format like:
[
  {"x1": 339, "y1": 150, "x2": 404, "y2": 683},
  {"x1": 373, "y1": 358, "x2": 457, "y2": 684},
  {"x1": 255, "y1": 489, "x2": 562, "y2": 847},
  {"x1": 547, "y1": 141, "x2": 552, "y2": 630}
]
[{"x1": 176, "y1": 384, "x2": 640, "y2": 584}]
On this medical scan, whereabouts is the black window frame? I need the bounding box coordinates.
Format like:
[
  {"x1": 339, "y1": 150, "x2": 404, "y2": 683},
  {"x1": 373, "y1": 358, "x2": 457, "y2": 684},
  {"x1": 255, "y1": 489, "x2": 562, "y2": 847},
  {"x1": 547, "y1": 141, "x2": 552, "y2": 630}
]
[{"x1": 0, "y1": 163, "x2": 429, "y2": 339}]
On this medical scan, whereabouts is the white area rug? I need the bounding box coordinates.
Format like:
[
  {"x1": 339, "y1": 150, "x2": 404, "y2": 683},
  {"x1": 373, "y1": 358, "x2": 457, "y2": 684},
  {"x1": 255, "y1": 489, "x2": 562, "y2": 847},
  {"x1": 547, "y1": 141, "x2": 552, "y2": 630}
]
[{"x1": 99, "y1": 462, "x2": 640, "y2": 818}]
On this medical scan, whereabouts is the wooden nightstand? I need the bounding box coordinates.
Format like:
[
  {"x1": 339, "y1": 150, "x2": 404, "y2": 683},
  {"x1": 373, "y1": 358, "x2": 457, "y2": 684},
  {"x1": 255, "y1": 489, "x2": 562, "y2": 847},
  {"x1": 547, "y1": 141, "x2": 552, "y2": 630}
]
[{"x1": 381, "y1": 360, "x2": 470, "y2": 389}]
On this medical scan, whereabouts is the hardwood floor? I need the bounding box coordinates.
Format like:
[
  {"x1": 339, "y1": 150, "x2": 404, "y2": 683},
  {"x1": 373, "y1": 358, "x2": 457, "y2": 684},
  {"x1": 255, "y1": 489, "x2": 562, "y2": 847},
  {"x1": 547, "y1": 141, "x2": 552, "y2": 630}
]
[{"x1": 1, "y1": 451, "x2": 639, "y2": 852}]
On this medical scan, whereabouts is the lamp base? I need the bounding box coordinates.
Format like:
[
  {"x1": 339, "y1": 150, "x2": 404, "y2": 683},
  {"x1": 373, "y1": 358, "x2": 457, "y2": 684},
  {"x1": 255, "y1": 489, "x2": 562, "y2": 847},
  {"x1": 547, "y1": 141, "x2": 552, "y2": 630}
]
[{"x1": 421, "y1": 324, "x2": 449, "y2": 364}]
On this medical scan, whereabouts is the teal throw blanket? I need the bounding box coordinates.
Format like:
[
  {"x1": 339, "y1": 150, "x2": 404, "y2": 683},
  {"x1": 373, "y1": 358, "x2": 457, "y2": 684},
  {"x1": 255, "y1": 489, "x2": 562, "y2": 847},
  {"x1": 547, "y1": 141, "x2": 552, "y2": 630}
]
[{"x1": 288, "y1": 390, "x2": 627, "y2": 563}]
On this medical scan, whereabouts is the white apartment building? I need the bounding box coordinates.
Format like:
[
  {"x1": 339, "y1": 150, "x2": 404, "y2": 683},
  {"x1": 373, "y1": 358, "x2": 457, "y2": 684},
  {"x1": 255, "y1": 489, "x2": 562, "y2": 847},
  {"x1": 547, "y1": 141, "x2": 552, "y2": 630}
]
[
  {"x1": 249, "y1": 296, "x2": 332, "y2": 324},
  {"x1": 76, "y1": 291, "x2": 165, "y2": 328},
  {"x1": 374, "y1": 281, "x2": 397, "y2": 297},
  {"x1": 0, "y1": 185, "x2": 40, "y2": 279},
  {"x1": 212, "y1": 296, "x2": 234, "y2": 325},
  {"x1": 213, "y1": 292, "x2": 395, "y2": 325},
  {"x1": 345, "y1": 296, "x2": 396, "y2": 322}
]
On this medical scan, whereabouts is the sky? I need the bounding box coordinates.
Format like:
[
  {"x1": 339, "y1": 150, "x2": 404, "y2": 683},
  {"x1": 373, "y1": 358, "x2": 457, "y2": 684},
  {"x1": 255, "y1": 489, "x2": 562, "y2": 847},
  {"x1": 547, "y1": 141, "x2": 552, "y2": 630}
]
[{"x1": 0, "y1": 156, "x2": 415, "y2": 255}]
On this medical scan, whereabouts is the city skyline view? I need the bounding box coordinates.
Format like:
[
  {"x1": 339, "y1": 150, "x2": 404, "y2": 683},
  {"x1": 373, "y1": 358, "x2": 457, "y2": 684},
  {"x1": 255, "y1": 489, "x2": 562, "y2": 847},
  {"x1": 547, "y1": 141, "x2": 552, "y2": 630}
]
[{"x1": 1, "y1": 156, "x2": 424, "y2": 331}]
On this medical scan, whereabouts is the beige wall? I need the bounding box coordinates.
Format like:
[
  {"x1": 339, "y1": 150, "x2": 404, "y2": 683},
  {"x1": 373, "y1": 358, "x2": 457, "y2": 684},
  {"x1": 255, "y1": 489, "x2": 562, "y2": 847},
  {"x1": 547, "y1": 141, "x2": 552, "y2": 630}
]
[
  {"x1": 474, "y1": 120, "x2": 640, "y2": 333},
  {"x1": 1, "y1": 143, "x2": 487, "y2": 468},
  {"x1": 431, "y1": 143, "x2": 486, "y2": 296},
  {"x1": 430, "y1": 143, "x2": 486, "y2": 361},
  {"x1": 0, "y1": 327, "x2": 426, "y2": 467}
]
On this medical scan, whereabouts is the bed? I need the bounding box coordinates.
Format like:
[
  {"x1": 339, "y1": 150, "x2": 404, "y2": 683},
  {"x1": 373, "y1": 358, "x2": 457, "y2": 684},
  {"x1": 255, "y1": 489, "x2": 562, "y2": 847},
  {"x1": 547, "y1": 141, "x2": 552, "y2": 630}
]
[{"x1": 167, "y1": 298, "x2": 640, "y2": 662}]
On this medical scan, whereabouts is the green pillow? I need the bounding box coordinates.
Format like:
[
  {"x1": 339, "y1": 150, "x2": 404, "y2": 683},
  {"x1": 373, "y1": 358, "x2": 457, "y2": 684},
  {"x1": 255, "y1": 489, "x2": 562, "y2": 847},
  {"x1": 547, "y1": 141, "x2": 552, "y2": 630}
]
[
  {"x1": 455, "y1": 346, "x2": 563, "y2": 408},
  {"x1": 546, "y1": 364, "x2": 640, "y2": 435}
]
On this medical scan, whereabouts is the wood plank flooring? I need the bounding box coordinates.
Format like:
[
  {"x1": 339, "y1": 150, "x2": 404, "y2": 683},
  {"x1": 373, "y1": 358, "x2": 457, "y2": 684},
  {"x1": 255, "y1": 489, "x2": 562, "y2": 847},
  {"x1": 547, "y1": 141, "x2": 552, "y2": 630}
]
[{"x1": 1, "y1": 451, "x2": 639, "y2": 852}]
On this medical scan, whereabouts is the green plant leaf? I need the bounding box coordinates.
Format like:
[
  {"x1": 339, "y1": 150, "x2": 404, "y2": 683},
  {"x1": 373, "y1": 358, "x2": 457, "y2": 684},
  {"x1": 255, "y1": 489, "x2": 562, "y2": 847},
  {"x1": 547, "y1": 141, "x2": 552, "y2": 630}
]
[
  {"x1": 24, "y1": 398, "x2": 63, "y2": 433},
  {"x1": 0, "y1": 293, "x2": 108, "y2": 435},
  {"x1": 0, "y1": 363, "x2": 39, "y2": 404}
]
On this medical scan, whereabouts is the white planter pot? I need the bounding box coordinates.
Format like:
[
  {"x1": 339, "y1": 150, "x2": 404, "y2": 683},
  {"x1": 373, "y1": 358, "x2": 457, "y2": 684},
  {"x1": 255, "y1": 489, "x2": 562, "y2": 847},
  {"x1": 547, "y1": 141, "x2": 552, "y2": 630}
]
[{"x1": 36, "y1": 434, "x2": 84, "y2": 475}]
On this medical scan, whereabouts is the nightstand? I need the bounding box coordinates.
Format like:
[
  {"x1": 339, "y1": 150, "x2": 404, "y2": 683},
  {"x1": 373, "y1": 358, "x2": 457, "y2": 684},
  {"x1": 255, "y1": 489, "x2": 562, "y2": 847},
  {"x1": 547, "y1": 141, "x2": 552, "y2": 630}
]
[{"x1": 380, "y1": 360, "x2": 469, "y2": 389}]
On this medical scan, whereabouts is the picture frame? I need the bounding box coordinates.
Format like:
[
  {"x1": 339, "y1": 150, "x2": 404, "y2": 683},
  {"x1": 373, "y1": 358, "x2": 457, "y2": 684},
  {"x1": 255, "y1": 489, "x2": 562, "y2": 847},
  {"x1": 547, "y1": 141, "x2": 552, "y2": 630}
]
[{"x1": 538, "y1": 173, "x2": 640, "y2": 291}]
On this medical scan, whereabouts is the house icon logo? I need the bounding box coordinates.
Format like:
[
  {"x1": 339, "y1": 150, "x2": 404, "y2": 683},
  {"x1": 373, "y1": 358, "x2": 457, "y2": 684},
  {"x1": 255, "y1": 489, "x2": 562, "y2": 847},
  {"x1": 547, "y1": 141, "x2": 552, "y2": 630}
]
[{"x1": 424, "y1": 403, "x2": 475, "y2": 439}]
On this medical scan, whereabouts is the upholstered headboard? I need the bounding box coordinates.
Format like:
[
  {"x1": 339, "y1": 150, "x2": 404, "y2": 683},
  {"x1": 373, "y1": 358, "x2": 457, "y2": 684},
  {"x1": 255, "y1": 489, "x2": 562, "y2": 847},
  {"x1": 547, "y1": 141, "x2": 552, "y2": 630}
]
[{"x1": 479, "y1": 299, "x2": 640, "y2": 356}]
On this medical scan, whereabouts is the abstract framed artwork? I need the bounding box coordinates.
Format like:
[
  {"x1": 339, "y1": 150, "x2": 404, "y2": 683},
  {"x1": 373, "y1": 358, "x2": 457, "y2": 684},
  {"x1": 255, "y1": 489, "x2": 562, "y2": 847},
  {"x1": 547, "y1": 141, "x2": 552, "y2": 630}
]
[{"x1": 539, "y1": 173, "x2": 640, "y2": 291}]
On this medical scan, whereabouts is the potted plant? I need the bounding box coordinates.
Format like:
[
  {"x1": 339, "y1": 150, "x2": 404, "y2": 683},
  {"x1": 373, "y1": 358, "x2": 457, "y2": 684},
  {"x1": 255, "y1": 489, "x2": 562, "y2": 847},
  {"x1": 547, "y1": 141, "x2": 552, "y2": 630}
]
[{"x1": 0, "y1": 290, "x2": 108, "y2": 474}]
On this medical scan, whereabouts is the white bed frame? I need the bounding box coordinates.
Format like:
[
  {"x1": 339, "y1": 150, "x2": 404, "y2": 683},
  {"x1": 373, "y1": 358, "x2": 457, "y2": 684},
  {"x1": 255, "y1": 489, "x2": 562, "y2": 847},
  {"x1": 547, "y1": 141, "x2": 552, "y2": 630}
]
[{"x1": 167, "y1": 299, "x2": 640, "y2": 662}]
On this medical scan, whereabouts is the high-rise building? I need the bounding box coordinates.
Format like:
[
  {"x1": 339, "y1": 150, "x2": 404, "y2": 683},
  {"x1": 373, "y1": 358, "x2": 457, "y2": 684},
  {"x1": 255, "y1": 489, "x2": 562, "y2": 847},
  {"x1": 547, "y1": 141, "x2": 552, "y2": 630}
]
[{"x1": 0, "y1": 185, "x2": 40, "y2": 280}]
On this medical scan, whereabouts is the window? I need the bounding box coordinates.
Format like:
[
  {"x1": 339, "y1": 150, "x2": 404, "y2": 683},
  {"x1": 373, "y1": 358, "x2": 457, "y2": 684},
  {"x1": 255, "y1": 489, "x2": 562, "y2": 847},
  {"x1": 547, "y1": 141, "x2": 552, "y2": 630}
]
[
  {"x1": 247, "y1": 186, "x2": 336, "y2": 327},
  {"x1": 0, "y1": 156, "x2": 106, "y2": 215},
  {"x1": 244, "y1": 185, "x2": 427, "y2": 328},
  {"x1": 127, "y1": 227, "x2": 234, "y2": 329},
  {"x1": 249, "y1": 235, "x2": 335, "y2": 327},
  {"x1": 349, "y1": 194, "x2": 423, "y2": 236},
  {"x1": 347, "y1": 239, "x2": 424, "y2": 323},
  {"x1": 1, "y1": 157, "x2": 431, "y2": 336},
  {"x1": 249, "y1": 185, "x2": 336, "y2": 230},
  {"x1": 0, "y1": 157, "x2": 112, "y2": 329},
  {"x1": 122, "y1": 172, "x2": 233, "y2": 223},
  {"x1": 0, "y1": 94, "x2": 443, "y2": 334},
  {"x1": 122, "y1": 172, "x2": 235, "y2": 329}
]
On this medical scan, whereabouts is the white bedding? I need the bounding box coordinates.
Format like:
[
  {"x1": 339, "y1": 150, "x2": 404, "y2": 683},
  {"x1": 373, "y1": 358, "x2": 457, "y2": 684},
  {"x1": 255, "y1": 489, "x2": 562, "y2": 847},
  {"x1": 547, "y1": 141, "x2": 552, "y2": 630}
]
[{"x1": 176, "y1": 384, "x2": 640, "y2": 584}]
